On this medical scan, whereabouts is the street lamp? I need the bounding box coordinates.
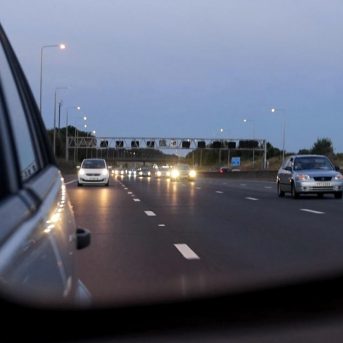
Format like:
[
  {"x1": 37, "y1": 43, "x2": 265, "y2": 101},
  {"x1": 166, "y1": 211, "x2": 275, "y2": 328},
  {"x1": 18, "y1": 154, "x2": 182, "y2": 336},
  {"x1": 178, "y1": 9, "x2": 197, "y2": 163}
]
[
  {"x1": 74, "y1": 115, "x2": 88, "y2": 163},
  {"x1": 39, "y1": 43, "x2": 66, "y2": 114},
  {"x1": 243, "y1": 118, "x2": 256, "y2": 169},
  {"x1": 53, "y1": 87, "x2": 68, "y2": 156},
  {"x1": 271, "y1": 107, "x2": 286, "y2": 162},
  {"x1": 65, "y1": 106, "x2": 81, "y2": 161},
  {"x1": 243, "y1": 118, "x2": 255, "y2": 138}
]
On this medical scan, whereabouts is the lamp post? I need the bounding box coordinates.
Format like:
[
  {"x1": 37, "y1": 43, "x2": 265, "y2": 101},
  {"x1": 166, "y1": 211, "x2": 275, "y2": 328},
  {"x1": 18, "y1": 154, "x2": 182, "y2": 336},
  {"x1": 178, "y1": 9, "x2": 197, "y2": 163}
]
[
  {"x1": 39, "y1": 43, "x2": 66, "y2": 113},
  {"x1": 53, "y1": 87, "x2": 68, "y2": 156},
  {"x1": 73, "y1": 116, "x2": 87, "y2": 164},
  {"x1": 65, "y1": 106, "x2": 81, "y2": 161},
  {"x1": 243, "y1": 118, "x2": 256, "y2": 169},
  {"x1": 271, "y1": 107, "x2": 286, "y2": 162}
]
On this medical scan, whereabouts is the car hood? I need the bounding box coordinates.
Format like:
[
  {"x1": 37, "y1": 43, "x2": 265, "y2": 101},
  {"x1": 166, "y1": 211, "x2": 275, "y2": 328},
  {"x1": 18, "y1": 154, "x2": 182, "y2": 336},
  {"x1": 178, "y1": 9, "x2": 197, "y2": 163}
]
[
  {"x1": 295, "y1": 170, "x2": 338, "y2": 177},
  {"x1": 80, "y1": 168, "x2": 107, "y2": 173}
]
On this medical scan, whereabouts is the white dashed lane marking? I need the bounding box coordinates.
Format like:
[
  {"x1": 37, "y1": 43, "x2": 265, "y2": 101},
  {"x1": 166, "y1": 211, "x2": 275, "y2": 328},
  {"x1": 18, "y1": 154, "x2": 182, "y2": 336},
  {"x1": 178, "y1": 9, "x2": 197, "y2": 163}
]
[
  {"x1": 158, "y1": 224, "x2": 166, "y2": 227},
  {"x1": 133, "y1": 199, "x2": 141, "y2": 202},
  {"x1": 65, "y1": 179, "x2": 77, "y2": 185},
  {"x1": 264, "y1": 186, "x2": 272, "y2": 189},
  {"x1": 144, "y1": 211, "x2": 156, "y2": 216},
  {"x1": 216, "y1": 191, "x2": 224, "y2": 194},
  {"x1": 245, "y1": 197, "x2": 259, "y2": 201},
  {"x1": 300, "y1": 209, "x2": 325, "y2": 215},
  {"x1": 174, "y1": 244, "x2": 200, "y2": 260}
]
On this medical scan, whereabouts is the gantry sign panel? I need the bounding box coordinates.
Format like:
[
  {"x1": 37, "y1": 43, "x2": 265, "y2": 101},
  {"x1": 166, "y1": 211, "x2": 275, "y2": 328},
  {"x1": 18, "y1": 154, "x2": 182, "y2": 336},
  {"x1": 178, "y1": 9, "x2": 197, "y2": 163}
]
[{"x1": 68, "y1": 137, "x2": 266, "y2": 151}]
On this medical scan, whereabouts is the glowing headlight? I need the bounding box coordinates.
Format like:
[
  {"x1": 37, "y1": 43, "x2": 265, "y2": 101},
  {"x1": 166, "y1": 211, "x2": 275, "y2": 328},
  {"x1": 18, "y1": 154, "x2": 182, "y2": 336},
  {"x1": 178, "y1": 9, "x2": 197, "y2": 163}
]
[
  {"x1": 189, "y1": 170, "x2": 196, "y2": 178},
  {"x1": 171, "y1": 169, "x2": 180, "y2": 178},
  {"x1": 148, "y1": 172, "x2": 151, "y2": 176},
  {"x1": 296, "y1": 174, "x2": 311, "y2": 181},
  {"x1": 334, "y1": 173, "x2": 343, "y2": 180},
  {"x1": 156, "y1": 171, "x2": 162, "y2": 177},
  {"x1": 79, "y1": 169, "x2": 86, "y2": 176},
  {"x1": 139, "y1": 171, "x2": 143, "y2": 176},
  {"x1": 101, "y1": 169, "x2": 109, "y2": 176},
  {"x1": 114, "y1": 170, "x2": 119, "y2": 175},
  {"x1": 166, "y1": 171, "x2": 170, "y2": 177}
]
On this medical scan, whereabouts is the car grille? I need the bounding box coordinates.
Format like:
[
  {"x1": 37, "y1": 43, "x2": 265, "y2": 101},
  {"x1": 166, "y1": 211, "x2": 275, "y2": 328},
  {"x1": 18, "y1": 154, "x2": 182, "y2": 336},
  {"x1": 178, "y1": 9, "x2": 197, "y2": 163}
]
[
  {"x1": 309, "y1": 186, "x2": 335, "y2": 191},
  {"x1": 86, "y1": 173, "x2": 101, "y2": 176},
  {"x1": 313, "y1": 177, "x2": 332, "y2": 181}
]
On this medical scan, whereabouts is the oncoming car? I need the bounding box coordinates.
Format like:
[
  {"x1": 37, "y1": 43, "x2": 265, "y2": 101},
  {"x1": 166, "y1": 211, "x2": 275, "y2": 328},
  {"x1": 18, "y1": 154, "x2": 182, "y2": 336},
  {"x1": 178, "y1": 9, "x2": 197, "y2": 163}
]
[
  {"x1": 277, "y1": 155, "x2": 343, "y2": 199},
  {"x1": 170, "y1": 164, "x2": 197, "y2": 181},
  {"x1": 77, "y1": 158, "x2": 110, "y2": 186}
]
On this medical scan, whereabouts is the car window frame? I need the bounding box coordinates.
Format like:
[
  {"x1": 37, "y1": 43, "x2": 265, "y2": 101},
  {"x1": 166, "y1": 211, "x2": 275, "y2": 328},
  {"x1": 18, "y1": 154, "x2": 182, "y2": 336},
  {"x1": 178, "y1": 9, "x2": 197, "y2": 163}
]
[{"x1": 0, "y1": 24, "x2": 55, "y2": 188}]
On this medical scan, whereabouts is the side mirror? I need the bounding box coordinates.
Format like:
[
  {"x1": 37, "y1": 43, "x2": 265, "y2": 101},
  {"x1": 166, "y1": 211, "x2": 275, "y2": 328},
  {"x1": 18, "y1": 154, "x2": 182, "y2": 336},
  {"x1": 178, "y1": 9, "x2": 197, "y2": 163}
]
[
  {"x1": 335, "y1": 166, "x2": 341, "y2": 171},
  {"x1": 285, "y1": 166, "x2": 292, "y2": 172},
  {"x1": 76, "y1": 227, "x2": 91, "y2": 250}
]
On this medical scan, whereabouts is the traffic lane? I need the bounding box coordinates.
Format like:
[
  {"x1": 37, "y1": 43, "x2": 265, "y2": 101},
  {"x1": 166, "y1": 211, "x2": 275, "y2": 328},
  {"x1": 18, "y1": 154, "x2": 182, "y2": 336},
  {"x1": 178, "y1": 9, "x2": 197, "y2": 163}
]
[
  {"x1": 198, "y1": 177, "x2": 276, "y2": 193},
  {"x1": 197, "y1": 176, "x2": 343, "y2": 215},
  {"x1": 119, "y1": 176, "x2": 343, "y2": 285},
  {"x1": 67, "y1": 179, "x2": 221, "y2": 304}
]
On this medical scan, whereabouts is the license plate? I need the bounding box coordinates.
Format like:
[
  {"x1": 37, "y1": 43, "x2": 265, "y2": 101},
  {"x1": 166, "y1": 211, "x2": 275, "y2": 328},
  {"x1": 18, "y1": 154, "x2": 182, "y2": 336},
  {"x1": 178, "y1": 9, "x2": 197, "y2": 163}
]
[{"x1": 316, "y1": 182, "x2": 331, "y2": 187}]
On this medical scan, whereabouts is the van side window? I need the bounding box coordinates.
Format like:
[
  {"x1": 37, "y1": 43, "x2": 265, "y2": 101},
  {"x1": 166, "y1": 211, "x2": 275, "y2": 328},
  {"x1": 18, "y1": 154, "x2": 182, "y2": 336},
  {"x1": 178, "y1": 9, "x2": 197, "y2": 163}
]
[{"x1": 0, "y1": 45, "x2": 39, "y2": 181}]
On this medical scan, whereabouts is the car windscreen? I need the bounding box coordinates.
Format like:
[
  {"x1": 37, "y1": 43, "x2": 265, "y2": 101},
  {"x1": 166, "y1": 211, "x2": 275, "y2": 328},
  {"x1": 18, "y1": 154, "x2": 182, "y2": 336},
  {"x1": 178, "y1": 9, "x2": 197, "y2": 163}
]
[
  {"x1": 82, "y1": 160, "x2": 106, "y2": 169},
  {"x1": 294, "y1": 157, "x2": 334, "y2": 171}
]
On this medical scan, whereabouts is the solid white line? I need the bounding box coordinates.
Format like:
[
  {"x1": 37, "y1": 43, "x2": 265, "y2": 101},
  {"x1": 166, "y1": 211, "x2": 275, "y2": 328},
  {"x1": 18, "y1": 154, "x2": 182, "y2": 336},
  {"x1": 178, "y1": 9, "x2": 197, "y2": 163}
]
[
  {"x1": 144, "y1": 210, "x2": 156, "y2": 216},
  {"x1": 300, "y1": 209, "x2": 325, "y2": 215},
  {"x1": 216, "y1": 191, "x2": 224, "y2": 194},
  {"x1": 64, "y1": 179, "x2": 77, "y2": 185},
  {"x1": 245, "y1": 197, "x2": 259, "y2": 201},
  {"x1": 174, "y1": 244, "x2": 200, "y2": 260},
  {"x1": 133, "y1": 199, "x2": 141, "y2": 202}
]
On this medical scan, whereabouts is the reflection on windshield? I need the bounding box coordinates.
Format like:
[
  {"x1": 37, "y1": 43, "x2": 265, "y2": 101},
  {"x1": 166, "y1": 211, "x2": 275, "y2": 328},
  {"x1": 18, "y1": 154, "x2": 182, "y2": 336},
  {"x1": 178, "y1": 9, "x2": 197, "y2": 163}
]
[{"x1": 294, "y1": 157, "x2": 334, "y2": 171}]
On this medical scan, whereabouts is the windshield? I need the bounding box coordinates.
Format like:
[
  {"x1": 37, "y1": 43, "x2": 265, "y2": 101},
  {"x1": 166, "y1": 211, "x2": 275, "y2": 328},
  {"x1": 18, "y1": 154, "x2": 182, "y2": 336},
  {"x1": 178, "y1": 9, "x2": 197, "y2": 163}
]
[
  {"x1": 294, "y1": 157, "x2": 334, "y2": 171},
  {"x1": 2, "y1": 1, "x2": 343, "y2": 309},
  {"x1": 82, "y1": 160, "x2": 106, "y2": 169}
]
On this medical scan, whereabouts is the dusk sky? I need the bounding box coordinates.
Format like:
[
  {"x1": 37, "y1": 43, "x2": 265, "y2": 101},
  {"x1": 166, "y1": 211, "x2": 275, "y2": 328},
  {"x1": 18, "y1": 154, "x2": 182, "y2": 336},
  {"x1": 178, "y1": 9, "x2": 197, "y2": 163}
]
[{"x1": 2, "y1": 0, "x2": 343, "y2": 153}]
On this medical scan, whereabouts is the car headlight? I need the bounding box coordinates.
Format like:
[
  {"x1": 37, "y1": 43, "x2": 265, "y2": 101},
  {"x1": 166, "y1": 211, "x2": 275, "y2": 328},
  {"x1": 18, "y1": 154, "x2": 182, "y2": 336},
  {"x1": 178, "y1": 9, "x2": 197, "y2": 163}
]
[
  {"x1": 189, "y1": 170, "x2": 196, "y2": 178},
  {"x1": 166, "y1": 171, "x2": 170, "y2": 177},
  {"x1": 79, "y1": 169, "x2": 86, "y2": 176},
  {"x1": 171, "y1": 169, "x2": 180, "y2": 178},
  {"x1": 334, "y1": 173, "x2": 343, "y2": 180},
  {"x1": 296, "y1": 174, "x2": 311, "y2": 181},
  {"x1": 101, "y1": 169, "x2": 109, "y2": 177},
  {"x1": 156, "y1": 171, "x2": 162, "y2": 177}
]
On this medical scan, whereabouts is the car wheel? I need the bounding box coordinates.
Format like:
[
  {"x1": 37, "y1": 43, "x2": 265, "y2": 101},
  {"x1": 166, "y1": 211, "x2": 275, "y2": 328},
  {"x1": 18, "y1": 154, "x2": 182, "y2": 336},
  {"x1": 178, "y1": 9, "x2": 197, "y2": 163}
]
[
  {"x1": 317, "y1": 193, "x2": 324, "y2": 198},
  {"x1": 291, "y1": 183, "x2": 299, "y2": 199},
  {"x1": 334, "y1": 192, "x2": 342, "y2": 199},
  {"x1": 77, "y1": 182, "x2": 82, "y2": 187},
  {"x1": 277, "y1": 182, "x2": 285, "y2": 197},
  {"x1": 105, "y1": 181, "x2": 109, "y2": 187}
]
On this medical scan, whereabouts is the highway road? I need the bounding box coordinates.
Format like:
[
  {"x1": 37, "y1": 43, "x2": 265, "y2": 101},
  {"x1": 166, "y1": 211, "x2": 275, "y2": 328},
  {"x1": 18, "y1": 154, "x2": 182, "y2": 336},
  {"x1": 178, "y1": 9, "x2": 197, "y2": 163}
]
[{"x1": 65, "y1": 174, "x2": 343, "y2": 305}]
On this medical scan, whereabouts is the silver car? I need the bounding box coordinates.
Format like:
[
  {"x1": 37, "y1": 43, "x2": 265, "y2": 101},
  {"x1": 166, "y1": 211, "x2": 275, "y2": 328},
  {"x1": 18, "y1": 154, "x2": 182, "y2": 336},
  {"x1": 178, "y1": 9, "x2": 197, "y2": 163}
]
[
  {"x1": 277, "y1": 155, "x2": 343, "y2": 199},
  {"x1": 0, "y1": 23, "x2": 91, "y2": 306}
]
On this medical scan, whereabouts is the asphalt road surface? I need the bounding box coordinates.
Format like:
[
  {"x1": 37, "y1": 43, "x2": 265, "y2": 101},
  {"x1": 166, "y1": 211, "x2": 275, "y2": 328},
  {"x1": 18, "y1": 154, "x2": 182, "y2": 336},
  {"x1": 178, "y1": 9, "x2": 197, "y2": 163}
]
[{"x1": 65, "y1": 174, "x2": 343, "y2": 305}]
